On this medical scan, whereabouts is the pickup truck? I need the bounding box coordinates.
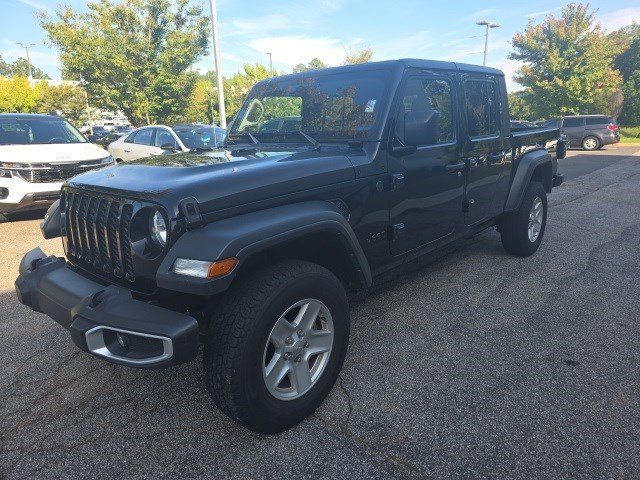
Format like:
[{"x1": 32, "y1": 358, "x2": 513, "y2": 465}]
[{"x1": 15, "y1": 59, "x2": 565, "y2": 433}]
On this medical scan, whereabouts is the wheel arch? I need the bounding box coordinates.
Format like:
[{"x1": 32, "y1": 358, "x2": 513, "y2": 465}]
[
  {"x1": 156, "y1": 201, "x2": 372, "y2": 295},
  {"x1": 504, "y1": 149, "x2": 554, "y2": 213}
]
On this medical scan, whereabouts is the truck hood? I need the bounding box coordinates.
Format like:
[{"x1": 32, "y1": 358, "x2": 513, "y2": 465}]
[
  {"x1": 0, "y1": 142, "x2": 109, "y2": 163},
  {"x1": 67, "y1": 146, "x2": 356, "y2": 217}
]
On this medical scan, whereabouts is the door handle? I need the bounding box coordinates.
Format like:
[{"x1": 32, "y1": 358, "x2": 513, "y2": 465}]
[
  {"x1": 445, "y1": 162, "x2": 466, "y2": 174},
  {"x1": 487, "y1": 153, "x2": 503, "y2": 163},
  {"x1": 123, "y1": 149, "x2": 131, "y2": 153}
]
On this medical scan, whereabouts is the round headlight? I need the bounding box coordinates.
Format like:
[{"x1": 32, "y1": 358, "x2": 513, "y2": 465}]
[{"x1": 150, "y1": 211, "x2": 167, "y2": 247}]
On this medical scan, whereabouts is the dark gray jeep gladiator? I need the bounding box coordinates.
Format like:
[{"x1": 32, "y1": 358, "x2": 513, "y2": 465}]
[{"x1": 16, "y1": 59, "x2": 565, "y2": 433}]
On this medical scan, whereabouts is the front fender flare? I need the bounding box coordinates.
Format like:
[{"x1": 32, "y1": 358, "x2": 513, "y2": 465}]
[
  {"x1": 504, "y1": 149, "x2": 554, "y2": 213},
  {"x1": 156, "y1": 201, "x2": 372, "y2": 295}
]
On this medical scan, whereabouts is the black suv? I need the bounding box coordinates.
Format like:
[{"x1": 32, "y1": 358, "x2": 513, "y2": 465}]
[
  {"x1": 16, "y1": 59, "x2": 565, "y2": 433},
  {"x1": 539, "y1": 115, "x2": 620, "y2": 150}
]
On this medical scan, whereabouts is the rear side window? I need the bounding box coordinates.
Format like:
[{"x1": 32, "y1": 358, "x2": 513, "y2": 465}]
[
  {"x1": 132, "y1": 129, "x2": 153, "y2": 145},
  {"x1": 585, "y1": 116, "x2": 611, "y2": 126},
  {"x1": 464, "y1": 80, "x2": 499, "y2": 138},
  {"x1": 562, "y1": 117, "x2": 584, "y2": 127}
]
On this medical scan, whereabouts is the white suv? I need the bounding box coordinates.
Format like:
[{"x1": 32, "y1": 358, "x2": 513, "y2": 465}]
[{"x1": 0, "y1": 114, "x2": 114, "y2": 220}]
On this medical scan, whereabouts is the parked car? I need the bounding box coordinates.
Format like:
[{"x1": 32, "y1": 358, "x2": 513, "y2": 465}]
[
  {"x1": 108, "y1": 124, "x2": 226, "y2": 162},
  {"x1": 538, "y1": 115, "x2": 619, "y2": 150},
  {"x1": 0, "y1": 114, "x2": 114, "y2": 221},
  {"x1": 258, "y1": 115, "x2": 301, "y2": 133},
  {"x1": 93, "y1": 131, "x2": 128, "y2": 149},
  {"x1": 17, "y1": 59, "x2": 564, "y2": 433}
]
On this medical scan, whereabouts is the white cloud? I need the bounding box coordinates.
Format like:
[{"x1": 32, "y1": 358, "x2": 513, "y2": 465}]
[
  {"x1": 599, "y1": 7, "x2": 640, "y2": 32},
  {"x1": 320, "y1": 0, "x2": 344, "y2": 12},
  {"x1": 13, "y1": 0, "x2": 52, "y2": 13},
  {"x1": 462, "y1": 8, "x2": 499, "y2": 22},
  {"x1": 374, "y1": 30, "x2": 432, "y2": 59},
  {"x1": 246, "y1": 35, "x2": 347, "y2": 67},
  {"x1": 526, "y1": 7, "x2": 561, "y2": 19},
  {"x1": 227, "y1": 14, "x2": 290, "y2": 36}
]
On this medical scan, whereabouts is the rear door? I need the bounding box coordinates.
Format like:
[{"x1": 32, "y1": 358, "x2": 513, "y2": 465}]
[
  {"x1": 561, "y1": 117, "x2": 585, "y2": 148},
  {"x1": 388, "y1": 71, "x2": 465, "y2": 254},
  {"x1": 461, "y1": 76, "x2": 510, "y2": 226}
]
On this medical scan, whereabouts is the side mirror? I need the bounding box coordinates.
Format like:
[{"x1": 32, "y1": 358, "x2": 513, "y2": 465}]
[
  {"x1": 87, "y1": 134, "x2": 98, "y2": 142},
  {"x1": 160, "y1": 143, "x2": 176, "y2": 152},
  {"x1": 404, "y1": 110, "x2": 440, "y2": 146}
]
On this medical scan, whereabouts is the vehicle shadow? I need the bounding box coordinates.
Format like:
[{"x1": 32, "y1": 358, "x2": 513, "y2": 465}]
[{"x1": 2, "y1": 209, "x2": 47, "y2": 224}]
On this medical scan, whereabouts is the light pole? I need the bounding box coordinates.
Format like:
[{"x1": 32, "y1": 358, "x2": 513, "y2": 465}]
[
  {"x1": 267, "y1": 52, "x2": 273, "y2": 76},
  {"x1": 16, "y1": 42, "x2": 36, "y2": 80},
  {"x1": 476, "y1": 20, "x2": 500, "y2": 66},
  {"x1": 207, "y1": 0, "x2": 226, "y2": 129}
]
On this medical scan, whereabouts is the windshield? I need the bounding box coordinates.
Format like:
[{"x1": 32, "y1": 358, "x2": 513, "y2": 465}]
[
  {"x1": 228, "y1": 68, "x2": 392, "y2": 143},
  {"x1": 0, "y1": 118, "x2": 87, "y2": 145},
  {"x1": 174, "y1": 126, "x2": 226, "y2": 149}
]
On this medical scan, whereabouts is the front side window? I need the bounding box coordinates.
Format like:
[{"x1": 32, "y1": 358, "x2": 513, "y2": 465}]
[
  {"x1": 229, "y1": 69, "x2": 392, "y2": 142},
  {"x1": 154, "y1": 129, "x2": 177, "y2": 148},
  {"x1": 0, "y1": 118, "x2": 86, "y2": 145},
  {"x1": 396, "y1": 77, "x2": 454, "y2": 146},
  {"x1": 133, "y1": 128, "x2": 153, "y2": 145},
  {"x1": 464, "y1": 80, "x2": 499, "y2": 138}
]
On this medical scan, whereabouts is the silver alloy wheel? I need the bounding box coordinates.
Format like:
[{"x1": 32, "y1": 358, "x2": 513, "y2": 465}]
[
  {"x1": 528, "y1": 197, "x2": 544, "y2": 242},
  {"x1": 583, "y1": 137, "x2": 598, "y2": 150},
  {"x1": 262, "y1": 298, "x2": 334, "y2": 401}
]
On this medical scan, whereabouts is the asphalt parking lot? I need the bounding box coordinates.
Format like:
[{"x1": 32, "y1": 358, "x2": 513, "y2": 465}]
[{"x1": 1, "y1": 145, "x2": 639, "y2": 479}]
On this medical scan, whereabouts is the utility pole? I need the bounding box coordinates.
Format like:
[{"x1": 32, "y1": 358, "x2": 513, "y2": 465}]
[
  {"x1": 267, "y1": 52, "x2": 273, "y2": 76},
  {"x1": 476, "y1": 20, "x2": 500, "y2": 66},
  {"x1": 16, "y1": 42, "x2": 36, "y2": 80},
  {"x1": 207, "y1": 0, "x2": 226, "y2": 129}
]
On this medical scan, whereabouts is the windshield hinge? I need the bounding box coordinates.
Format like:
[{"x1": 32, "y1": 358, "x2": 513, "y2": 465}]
[{"x1": 179, "y1": 197, "x2": 203, "y2": 228}]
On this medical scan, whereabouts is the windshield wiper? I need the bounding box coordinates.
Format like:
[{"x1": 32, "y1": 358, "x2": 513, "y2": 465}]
[
  {"x1": 190, "y1": 146, "x2": 214, "y2": 152},
  {"x1": 298, "y1": 130, "x2": 319, "y2": 147}
]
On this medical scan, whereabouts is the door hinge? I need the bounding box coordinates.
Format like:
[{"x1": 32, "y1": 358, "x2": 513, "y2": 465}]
[
  {"x1": 389, "y1": 223, "x2": 405, "y2": 241},
  {"x1": 391, "y1": 173, "x2": 405, "y2": 190}
]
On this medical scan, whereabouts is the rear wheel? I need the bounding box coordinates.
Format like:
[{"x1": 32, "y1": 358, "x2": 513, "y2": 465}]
[
  {"x1": 203, "y1": 260, "x2": 349, "y2": 433},
  {"x1": 582, "y1": 136, "x2": 600, "y2": 151},
  {"x1": 500, "y1": 181, "x2": 547, "y2": 257}
]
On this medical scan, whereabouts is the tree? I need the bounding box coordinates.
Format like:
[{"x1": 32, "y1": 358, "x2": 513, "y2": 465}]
[
  {"x1": 223, "y1": 63, "x2": 272, "y2": 121},
  {"x1": 0, "y1": 55, "x2": 50, "y2": 79},
  {"x1": 39, "y1": 0, "x2": 209, "y2": 125},
  {"x1": 343, "y1": 48, "x2": 373, "y2": 65},
  {"x1": 36, "y1": 83, "x2": 88, "y2": 125},
  {"x1": 0, "y1": 77, "x2": 40, "y2": 112},
  {"x1": 509, "y1": 4, "x2": 622, "y2": 118},
  {"x1": 508, "y1": 91, "x2": 535, "y2": 120},
  {"x1": 610, "y1": 23, "x2": 640, "y2": 124},
  {"x1": 293, "y1": 58, "x2": 327, "y2": 73}
]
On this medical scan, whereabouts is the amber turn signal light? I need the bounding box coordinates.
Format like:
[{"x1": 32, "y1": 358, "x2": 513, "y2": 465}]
[{"x1": 207, "y1": 257, "x2": 239, "y2": 279}]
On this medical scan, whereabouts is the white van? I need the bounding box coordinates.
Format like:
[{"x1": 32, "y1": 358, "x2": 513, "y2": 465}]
[{"x1": 0, "y1": 114, "x2": 114, "y2": 220}]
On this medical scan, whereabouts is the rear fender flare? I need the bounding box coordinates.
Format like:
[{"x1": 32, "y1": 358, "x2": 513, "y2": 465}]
[
  {"x1": 156, "y1": 201, "x2": 372, "y2": 295},
  {"x1": 504, "y1": 149, "x2": 554, "y2": 213}
]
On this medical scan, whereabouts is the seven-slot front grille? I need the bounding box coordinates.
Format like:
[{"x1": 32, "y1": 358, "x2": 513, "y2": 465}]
[{"x1": 62, "y1": 190, "x2": 135, "y2": 283}]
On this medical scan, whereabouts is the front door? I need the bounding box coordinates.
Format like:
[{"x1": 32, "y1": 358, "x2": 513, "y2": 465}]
[
  {"x1": 388, "y1": 73, "x2": 465, "y2": 255},
  {"x1": 122, "y1": 127, "x2": 156, "y2": 161},
  {"x1": 460, "y1": 77, "x2": 509, "y2": 225}
]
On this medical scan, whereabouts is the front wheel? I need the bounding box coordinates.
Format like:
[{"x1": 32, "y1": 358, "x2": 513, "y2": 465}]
[
  {"x1": 203, "y1": 260, "x2": 349, "y2": 433},
  {"x1": 500, "y1": 181, "x2": 547, "y2": 257}
]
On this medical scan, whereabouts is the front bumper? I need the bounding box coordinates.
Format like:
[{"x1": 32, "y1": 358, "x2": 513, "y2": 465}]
[
  {"x1": 15, "y1": 248, "x2": 199, "y2": 368},
  {"x1": 0, "y1": 176, "x2": 63, "y2": 215},
  {"x1": 1, "y1": 191, "x2": 60, "y2": 215}
]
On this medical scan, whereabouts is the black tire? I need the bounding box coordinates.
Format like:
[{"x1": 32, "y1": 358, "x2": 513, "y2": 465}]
[
  {"x1": 203, "y1": 260, "x2": 349, "y2": 433},
  {"x1": 582, "y1": 135, "x2": 600, "y2": 151},
  {"x1": 500, "y1": 181, "x2": 547, "y2": 257}
]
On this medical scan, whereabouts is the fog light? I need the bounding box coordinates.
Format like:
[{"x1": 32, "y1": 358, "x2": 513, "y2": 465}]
[{"x1": 0, "y1": 187, "x2": 8, "y2": 199}]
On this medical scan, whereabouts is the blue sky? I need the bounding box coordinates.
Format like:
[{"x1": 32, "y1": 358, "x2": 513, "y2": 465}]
[{"x1": 2, "y1": 0, "x2": 640, "y2": 91}]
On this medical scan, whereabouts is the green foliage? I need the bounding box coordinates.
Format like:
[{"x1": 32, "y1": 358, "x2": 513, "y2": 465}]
[
  {"x1": 222, "y1": 63, "x2": 272, "y2": 121},
  {"x1": 610, "y1": 23, "x2": 640, "y2": 81},
  {"x1": 39, "y1": 0, "x2": 209, "y2": 126},
  {"x1": 508, "y1": 91, "x2": 535, "y2": 120},
  {"x1": 0, "y1": 77, "x2": 87, "y2": 124},
  {"x1": 293, "y1": 58, "x2": 327, "y2": 73},
  {"x1": 343, "y1": 48, "x2": 373, "y2": 65},
  {"x1": 0, "y1": 56, "x2": 51, "y2": 79},
  {"x1": 509, "y1": 3, "x2": 622, "y2": 118},
  {"x1": 619, "y1": 126, "x2": 640, "y2": 143},
  {"x1": 620, "y1": 71, "x2": 640, "y2": 125}
]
